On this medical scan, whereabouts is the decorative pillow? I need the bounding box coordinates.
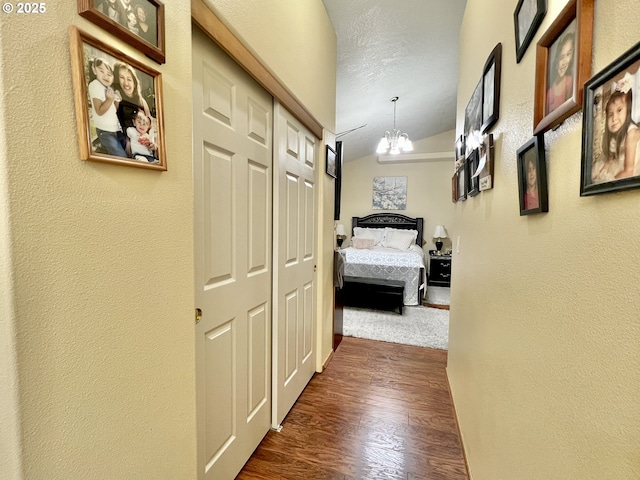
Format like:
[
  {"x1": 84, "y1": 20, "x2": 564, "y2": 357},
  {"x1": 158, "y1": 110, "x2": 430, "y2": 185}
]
[
  {"x1": 381, "y1": 228, "x2": 416, "y2": 250},
  {"x1": 352, "y1": 227, "x2": 385, "y2": 245},
  {"x1": 383, "y1": 227, "x2": 419, "y2": 245},
  {"x1": 351, "y1": 237, "x2": 375, "y2": 249}
]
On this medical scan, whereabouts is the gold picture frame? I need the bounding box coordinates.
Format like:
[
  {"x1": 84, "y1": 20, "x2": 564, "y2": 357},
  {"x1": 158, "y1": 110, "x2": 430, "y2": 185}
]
[{"x1": 69, "y1": 26, "x2": 166, "y2": 170}]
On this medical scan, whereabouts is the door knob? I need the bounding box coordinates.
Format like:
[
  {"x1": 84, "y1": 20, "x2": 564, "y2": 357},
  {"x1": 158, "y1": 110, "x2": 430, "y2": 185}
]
[{"x1": 195, "y1": 308, "x2": 202, "y2": 324}]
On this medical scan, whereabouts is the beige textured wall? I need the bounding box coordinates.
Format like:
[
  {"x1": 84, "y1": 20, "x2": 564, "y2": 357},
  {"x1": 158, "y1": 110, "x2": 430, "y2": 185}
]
[
  {"x1": 0, "y1": 113, "x2": 22, "y2": 478},
  {"x1": 0, "y1": 3, "x2": 196, "y2": 479},
  {"x1": 1, "y1": 1, "x2": 337, "y2": 477},
  {"x1": 341, "y1": 130, "x2": 457, "y2": 252},
  {"x1": 203, "y1": 0, "x2": 337, "y2": 130},
  {"x1": 448, "y1": 0, "x2": 640, "y2": 478}
]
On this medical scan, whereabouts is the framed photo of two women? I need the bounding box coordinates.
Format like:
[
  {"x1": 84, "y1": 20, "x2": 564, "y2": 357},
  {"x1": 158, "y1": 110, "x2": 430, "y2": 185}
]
[
  {"x1": 78, "y1": 0, "x2": 165, "y2": 64},
  {"x1": 69, "y1": 26, "x2": 166, "y2": 171}
]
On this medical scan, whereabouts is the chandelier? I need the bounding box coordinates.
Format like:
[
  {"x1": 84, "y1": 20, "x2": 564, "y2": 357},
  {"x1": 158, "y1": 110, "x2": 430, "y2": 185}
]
[{"x1": 376, "y1": 96, "x2": 413, "y2": 154}]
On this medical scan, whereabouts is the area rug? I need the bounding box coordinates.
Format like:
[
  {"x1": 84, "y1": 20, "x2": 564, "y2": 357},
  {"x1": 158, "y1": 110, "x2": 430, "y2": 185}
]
[
  {"x1": 343, "y1": 305, "x2": 449, "y2": 350},
  {"x1": 425, "y1": 286, "x2": 450, "y2": 306}
]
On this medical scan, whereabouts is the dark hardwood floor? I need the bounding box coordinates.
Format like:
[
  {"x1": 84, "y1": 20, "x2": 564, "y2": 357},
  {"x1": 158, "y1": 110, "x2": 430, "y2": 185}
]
[{"x1": 237, "y1": 337, "x2": 468, "y2": 480}]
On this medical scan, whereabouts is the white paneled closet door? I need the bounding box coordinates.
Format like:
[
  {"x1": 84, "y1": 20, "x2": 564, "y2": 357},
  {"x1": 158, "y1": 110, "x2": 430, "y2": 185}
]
[
  {"x1": 272, "y1": 103, "x2": 317, "y2": 427},
  {"x1": 192, "y1": 26, "x2": 272, "y2": 480}
]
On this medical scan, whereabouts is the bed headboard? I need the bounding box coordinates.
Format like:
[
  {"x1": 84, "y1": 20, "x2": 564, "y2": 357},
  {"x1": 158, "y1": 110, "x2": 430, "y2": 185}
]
[{"x1": 352, "y1": 213, "x2": 424, "y2": 246}]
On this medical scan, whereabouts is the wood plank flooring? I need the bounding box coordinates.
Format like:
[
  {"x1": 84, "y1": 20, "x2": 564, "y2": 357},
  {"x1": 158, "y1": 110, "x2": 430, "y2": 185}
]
[{"x1": 237, "y1": 337, "x2": 467, "y2": 480}]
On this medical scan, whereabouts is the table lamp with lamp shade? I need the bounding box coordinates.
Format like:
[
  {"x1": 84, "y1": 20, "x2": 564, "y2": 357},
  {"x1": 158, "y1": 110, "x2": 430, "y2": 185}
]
[
  {"x1": 336, "y1": 224, "x2": 347, "y2": 248},
  {"x1": 433, "y1": 225, "x2": 448, "y2": 254}
]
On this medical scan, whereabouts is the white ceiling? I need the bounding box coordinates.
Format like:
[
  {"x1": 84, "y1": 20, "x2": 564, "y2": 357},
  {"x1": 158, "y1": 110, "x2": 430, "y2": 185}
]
[{"x1": 322, "y1": 0, "x2": 467, "y2": 162}]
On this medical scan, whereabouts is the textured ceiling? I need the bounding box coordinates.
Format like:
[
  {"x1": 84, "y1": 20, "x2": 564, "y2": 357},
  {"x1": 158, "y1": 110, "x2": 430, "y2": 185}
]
[{"x1": 322, "y1": 0, "x2": 467, "y2": 162}]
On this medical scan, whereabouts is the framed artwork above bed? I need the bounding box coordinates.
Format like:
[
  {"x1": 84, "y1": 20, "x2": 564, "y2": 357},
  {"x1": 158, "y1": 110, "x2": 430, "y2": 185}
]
[{"x1": 372, "y1": 176, "x2": 407, "y2": 210}]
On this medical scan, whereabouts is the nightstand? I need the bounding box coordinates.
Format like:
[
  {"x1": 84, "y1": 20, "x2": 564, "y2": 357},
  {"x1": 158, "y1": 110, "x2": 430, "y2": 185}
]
[{"x1": 428, "y1": 254, "x2": 452, "y2": 287}]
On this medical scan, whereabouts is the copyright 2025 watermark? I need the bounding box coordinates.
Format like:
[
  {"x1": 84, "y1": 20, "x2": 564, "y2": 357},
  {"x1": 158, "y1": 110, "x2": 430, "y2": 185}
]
[{"x1": 2, "y1": 2, "x2": 47, "y2": 14}]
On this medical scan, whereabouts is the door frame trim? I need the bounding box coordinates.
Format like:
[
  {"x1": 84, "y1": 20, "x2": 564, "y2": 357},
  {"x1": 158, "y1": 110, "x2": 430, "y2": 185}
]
[{"x1": 191, "y1": 0, "x2": 323, "y2": 140}]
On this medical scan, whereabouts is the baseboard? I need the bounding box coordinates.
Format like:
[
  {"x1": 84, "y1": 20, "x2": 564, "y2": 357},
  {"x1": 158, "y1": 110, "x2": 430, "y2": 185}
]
[
  {"x1": 445, "y1": 367, "x2": 472, "y2": 479},
  {"x1": 424, "y1": 302, "x2": 450, "y2": 310},
  {"x1": 321, "y1": 349, "x2": 335, "y2": 371}
]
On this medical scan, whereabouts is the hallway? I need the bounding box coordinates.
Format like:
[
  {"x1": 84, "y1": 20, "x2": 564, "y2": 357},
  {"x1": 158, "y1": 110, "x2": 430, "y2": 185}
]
[{"x1": 238, "y1": 337, "x2": 467, "y2": 479}]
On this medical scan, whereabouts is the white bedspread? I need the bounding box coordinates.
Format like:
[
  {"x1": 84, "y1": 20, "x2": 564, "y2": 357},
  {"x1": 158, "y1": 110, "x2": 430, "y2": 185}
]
[{"x1": 342, "y1": 245, "x2": 426, "y2": 305}]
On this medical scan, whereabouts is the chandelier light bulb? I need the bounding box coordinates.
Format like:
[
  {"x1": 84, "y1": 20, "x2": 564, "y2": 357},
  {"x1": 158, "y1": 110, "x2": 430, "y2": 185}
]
[{"x1": 376, "y1": 97, "x2": 412, "y2": 155}]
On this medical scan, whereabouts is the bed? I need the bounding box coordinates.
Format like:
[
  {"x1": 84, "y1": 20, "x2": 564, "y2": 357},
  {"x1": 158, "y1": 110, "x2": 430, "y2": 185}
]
[{"x1": 341, "y1": 213, "x2": 427, "y2": 306}]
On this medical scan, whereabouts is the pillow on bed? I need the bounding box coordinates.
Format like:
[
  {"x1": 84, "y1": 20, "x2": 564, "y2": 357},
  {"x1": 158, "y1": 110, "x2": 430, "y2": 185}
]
[
  {"x1": 353, "y1": 227, "x2": 385, "y2": 245},
  {"x1": 351, "y1": 237, "x2": 376, "y2": 249},
  {"x1": 381, "y1": 228, "x2": 417, "y2": 250},
  {"x1": 384, "y1": 227, "x2": 419, "y2": 245}
]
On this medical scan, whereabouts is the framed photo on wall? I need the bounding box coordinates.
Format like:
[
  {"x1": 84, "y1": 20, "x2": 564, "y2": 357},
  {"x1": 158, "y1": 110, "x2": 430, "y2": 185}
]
[
  {"x1": 454, "y1": 134, "x2": 465, "y2": 170},
  {"x1": 478, "y1": 134, "x2": 495, "y2": 191},
  {"x1": 517, "y1": 135, "x2": 548, "y2": 215},
  {"x1": 452, "y1": 171, "x2": 458, "y2": 203},
  {"x1": 581, "y1": 41, "x2": 640, "y2": 196},
  {"x1": 78, "y1": 0, "x2": 166, "y2": 64},
  {"x1": 334, "y1": 141, "x2": 343, "y2": 220},
  {"x1": 456, "y1": 164, "x2": 467, "y2": 202},
  {"x1": 69, "y1": 26, "x2": 166, "y2": 170},
  {"x1": 372, "y1": 176, "x2": 407, "y2": 210},
  {"x1": 514, "y1": 0, "x2": 546, "y2": 63},
  {"x1": 533, "y1": 0, "x2": 594, "y2": 134},
  {"x1": 466, "y1": 150, "x2": 480, "y2": 197},
  {"x1": 326, "y1": 144, "x2": 337, "y2": 178},
  {"x1": 464, "y1": 79, "x2": 483, "y2": 157},
  {"x1": 481, "y1": 43, "x2": 502, "y2": 133}
]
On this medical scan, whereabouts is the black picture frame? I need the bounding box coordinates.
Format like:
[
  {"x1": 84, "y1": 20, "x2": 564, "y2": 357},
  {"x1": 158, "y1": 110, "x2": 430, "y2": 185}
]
[
  {"x1": 456, "y1": 163, "x2": 467, "y2": 202},
  {"x1": 334, "y1": 141, "x2": 343, "y2": 220},
  {"x1": 481, "y1": 43, "x2": 502, "y2": 133},
  {"x1": 326, "y1": 144, "x2": 337, "y2": 178},
  {"x1": 517, "y1": 135, "x2": 548, "y2": 215},
  {"x1": 454, "y1": 134, "x2": 465, "y2": 170},
  {"x1": 78, "y1": 0, "x2": 166, "y2": 64},
  {"x1": 514, "y1": 0, "x2": 546, "y2": 63},
  {"x1": 466, "y1": 150, "x2": 480, "y2": 197},
  {"x1": 533, "y1": 0, "x2": 594, "y2": 134},
  {"x1": 464, "y1": 79, "x2": 483, "y2": 157},
  {"x1": 581, "y1": 41, "x2": 640, "y2": 196}
]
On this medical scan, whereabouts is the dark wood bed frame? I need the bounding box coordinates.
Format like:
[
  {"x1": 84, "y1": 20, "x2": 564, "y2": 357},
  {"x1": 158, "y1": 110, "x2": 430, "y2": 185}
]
[
  {"x1": 348, "y1": 213, "x2": 426, "y2": 307},
  {"x1": 351, "y1": 213, "x2": 424, "y2": 246}
]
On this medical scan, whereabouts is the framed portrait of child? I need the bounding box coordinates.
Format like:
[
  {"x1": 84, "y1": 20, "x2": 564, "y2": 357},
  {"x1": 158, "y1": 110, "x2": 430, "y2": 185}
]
[
  {"x1": 533, "y1": 0, "x2": 594, "y2": 134},
  {"x1": 517, "y1": 135, "x2": 548, "y2": 215},
  {"x1": 581, "y1": 42, "x2": 640, "y2": 196}
]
